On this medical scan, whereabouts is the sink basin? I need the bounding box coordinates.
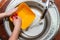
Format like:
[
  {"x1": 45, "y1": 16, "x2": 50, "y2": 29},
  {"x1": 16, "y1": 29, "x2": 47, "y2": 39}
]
[{"x1": 4, "y1": 0, "x2": 59, "y2": 40}]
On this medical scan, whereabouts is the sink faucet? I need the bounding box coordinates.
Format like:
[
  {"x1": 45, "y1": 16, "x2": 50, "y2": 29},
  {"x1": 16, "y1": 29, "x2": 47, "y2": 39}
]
[{"x1": 40, "y1": 0, "x2": 50, "y2": 20}]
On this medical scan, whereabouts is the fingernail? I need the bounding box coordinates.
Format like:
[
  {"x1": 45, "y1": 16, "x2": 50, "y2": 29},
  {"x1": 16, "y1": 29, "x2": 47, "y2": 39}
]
[
  {"x1": 15, "y1": 16, "x2": 18, "y2": 19},
  {"x1": 12, "y1": 16, "x2": 14, "y2": 20},
  {"x1": 11, "y1": 13, "x2": 18, "y2": 20}
]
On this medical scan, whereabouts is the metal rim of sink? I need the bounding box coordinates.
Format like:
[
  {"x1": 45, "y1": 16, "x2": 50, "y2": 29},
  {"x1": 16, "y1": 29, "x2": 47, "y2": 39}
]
[{"x1": 3, "y1": 0, "x2": 59, "y2": 40}]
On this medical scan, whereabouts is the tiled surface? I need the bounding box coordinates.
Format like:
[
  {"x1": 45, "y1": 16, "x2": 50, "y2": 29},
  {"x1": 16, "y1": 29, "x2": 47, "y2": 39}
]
[{"x1": 0, "y1": 0, "x2": 60, "y2": 40}]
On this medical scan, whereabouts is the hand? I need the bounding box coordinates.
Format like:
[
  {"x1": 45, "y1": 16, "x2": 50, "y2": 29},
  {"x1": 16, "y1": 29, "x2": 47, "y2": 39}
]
[
  {"x1": 6, "y1": 7, "x2": 18, "y2": 17},
  {"x1": 13, "y1": 16, "x2": 22, "y2": 29},
  {"x1": 9, "y1": 16, "x2": 22, "y2": 40}
]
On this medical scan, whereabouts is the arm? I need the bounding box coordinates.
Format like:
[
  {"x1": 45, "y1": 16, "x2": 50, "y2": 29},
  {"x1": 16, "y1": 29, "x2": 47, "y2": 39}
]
[
  {"x1": 0, "y1": 13, "x2": 7, "y2": 19},
  {"x1": 9, "y1": 16, "x2": 22, "y2": 40},
  {"x1": 0, "y1": 7, "x2": 18, "y2": 19}
]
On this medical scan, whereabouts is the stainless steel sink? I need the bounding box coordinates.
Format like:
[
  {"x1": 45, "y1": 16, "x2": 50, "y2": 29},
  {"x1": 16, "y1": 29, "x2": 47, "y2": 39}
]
[{"x1": 3, "y1": 0, "x2": 59, "y2": 40}]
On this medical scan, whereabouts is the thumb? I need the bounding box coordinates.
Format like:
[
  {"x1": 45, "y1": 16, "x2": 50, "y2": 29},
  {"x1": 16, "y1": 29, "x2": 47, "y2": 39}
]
[
  {"x1": 9, "y1": 7, "x2": 18, "y2": 13},
  {"x1": 10, "y1": 7, "x2": 18, "y2": 14}
]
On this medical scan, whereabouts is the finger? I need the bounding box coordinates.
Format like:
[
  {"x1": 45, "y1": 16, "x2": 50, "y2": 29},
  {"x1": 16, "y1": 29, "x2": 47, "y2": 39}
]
[
  {"x1": 18, "y1": 16, "x2": 22, "y2": 20},
  {"x1": 12, "y1": 16, "x2": 15, "y2": 21},
  {"x1": 10, "y1": 7, "x2": 18, "y2": 14},
  {"x1": 8, "y1": 7, "x2": 18, "y2": 15},
  {"x1": 15, "y1": 16, "x2": 18, "y2": 19}
]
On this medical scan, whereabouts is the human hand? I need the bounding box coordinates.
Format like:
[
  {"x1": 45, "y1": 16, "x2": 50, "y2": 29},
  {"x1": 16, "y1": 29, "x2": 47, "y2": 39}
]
[
  {"x1": 13, "y1": 16, "x2": 22, "y2": 29},
  {"x1": 5, "y1": 7, "x2": 18, "y2": 17},
  {"x1": 9, "y1": 16, "x2": 22, "y2": 40}
]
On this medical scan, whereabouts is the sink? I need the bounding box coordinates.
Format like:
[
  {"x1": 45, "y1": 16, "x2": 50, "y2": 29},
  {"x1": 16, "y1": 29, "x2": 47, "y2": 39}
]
[{"x1": 3, "y1": 0, "x2": 60, "y2": 40}]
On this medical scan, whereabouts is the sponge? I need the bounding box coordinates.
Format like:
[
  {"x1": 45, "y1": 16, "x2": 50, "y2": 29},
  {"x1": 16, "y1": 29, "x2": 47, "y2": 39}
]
[{"x1": 10, "y1": 2, "x2": 35, "y2": 30}]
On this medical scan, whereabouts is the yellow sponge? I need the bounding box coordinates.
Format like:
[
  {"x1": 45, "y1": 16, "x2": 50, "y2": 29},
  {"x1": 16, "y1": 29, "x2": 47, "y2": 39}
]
[{"x1": 10, "y1": 2, "x2": 35, "y2": 30}]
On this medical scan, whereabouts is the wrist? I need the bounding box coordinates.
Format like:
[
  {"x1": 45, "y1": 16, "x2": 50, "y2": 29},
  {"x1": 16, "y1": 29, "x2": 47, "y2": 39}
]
[
  {"x1": 14, "y1": 26, "x2": 21, "y2": 33},
  {"x1": 15, "y1": 25, "x2": 20, "y2": 27},
  {"x1": 15, "y1": 26, "x2": 20, "y2": 30},
  {"x1": 14, "y1": 24, "x2": 21, "y2": 28},
  {"x1": 4, "y1": 12, "x2": 8, "y2": 17},
  {"x1": 3, "y1": 13, "x2": 7, "y2": 17}
]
